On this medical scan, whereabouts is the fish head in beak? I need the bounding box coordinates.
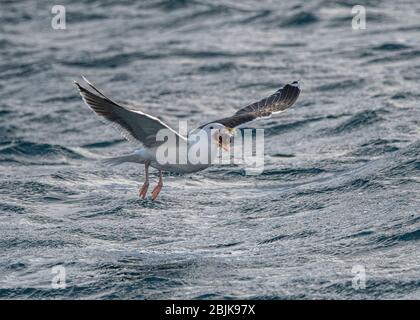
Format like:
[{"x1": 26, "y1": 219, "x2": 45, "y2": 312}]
[
  {"x1": 202, "y1": 123, "x2": 235, "y2": 151},
  {"x1": 213, "y1": 127, "x2": 235, "y2": 151}
]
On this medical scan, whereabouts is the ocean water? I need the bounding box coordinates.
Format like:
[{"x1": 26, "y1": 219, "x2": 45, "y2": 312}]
[{"x1": 0, "y1": 0, "x2": 419, "y2": 299}]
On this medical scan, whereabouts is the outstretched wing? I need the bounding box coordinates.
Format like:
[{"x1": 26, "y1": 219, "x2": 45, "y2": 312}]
[
  {"x1": 74, "y1": 77, "x2": 186, "y2": 148},
  {"x1": 204, "y1": 81, "x2": 301, "y2": 128}
]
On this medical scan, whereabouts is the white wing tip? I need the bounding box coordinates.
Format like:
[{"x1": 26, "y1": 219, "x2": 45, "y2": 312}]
[
  {"x1": 290, "y1": 80, "x2": 302, "y2": 90},
  {"x1": 81, "y1": 75, "x2": 91, "y2": 85}
]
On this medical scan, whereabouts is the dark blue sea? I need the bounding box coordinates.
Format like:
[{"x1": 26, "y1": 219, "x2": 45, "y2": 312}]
[{"x1": 0, "y1": 0, "x2": 419, "y2": 299}]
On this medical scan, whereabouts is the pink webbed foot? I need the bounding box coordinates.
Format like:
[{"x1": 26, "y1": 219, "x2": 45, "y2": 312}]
[
  {"x1": 151, "y1": 183, "x2": 163, "y2": 201},
  {"x1": 138, "y1": 181, "x2": 149, "y2": 199}
]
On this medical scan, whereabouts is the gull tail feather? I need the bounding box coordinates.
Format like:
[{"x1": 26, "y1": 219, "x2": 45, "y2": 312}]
[{"x1": 101, "y1": 154, "x2": 145, "y2": 166}]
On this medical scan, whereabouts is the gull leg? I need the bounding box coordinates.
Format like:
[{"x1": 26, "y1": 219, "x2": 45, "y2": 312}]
[
  {"x1": 139, "y1": 163, "x2": 150, "y2": 199},
  {"x1": 151, "y1": 170, "x2": 163, "y2": 201}
]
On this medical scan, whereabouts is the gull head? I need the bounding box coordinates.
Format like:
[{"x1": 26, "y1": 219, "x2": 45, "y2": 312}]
[{"x1": 201, "y1": 123, "x2": 235, "y2": 151}]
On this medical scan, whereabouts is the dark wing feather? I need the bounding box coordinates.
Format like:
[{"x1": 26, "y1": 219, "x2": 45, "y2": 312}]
[
  {"x1": 75, "y1": 78, "x2": 185, "y2": 148},
  {"x1": 206, "y1": 81, "x2": 300, "y2": 128}
]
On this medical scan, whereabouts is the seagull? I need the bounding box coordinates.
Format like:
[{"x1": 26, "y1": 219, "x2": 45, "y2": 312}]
[{"x1": 74, "y1": 77, "x2": 300, "y2": 200}]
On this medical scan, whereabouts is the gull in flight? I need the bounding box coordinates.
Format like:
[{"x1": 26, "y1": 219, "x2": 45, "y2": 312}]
[{"x1": 74, "y1": 77, "x2": 300, "y2": 200}]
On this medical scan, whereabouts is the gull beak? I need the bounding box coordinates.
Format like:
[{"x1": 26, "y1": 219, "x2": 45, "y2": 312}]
[
  {"x1": 221, "y1": 128, "x2": 235, "y2": 151},
  {"x1": 216, "y1": 136, "x2": 230, "y2": 151}
]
